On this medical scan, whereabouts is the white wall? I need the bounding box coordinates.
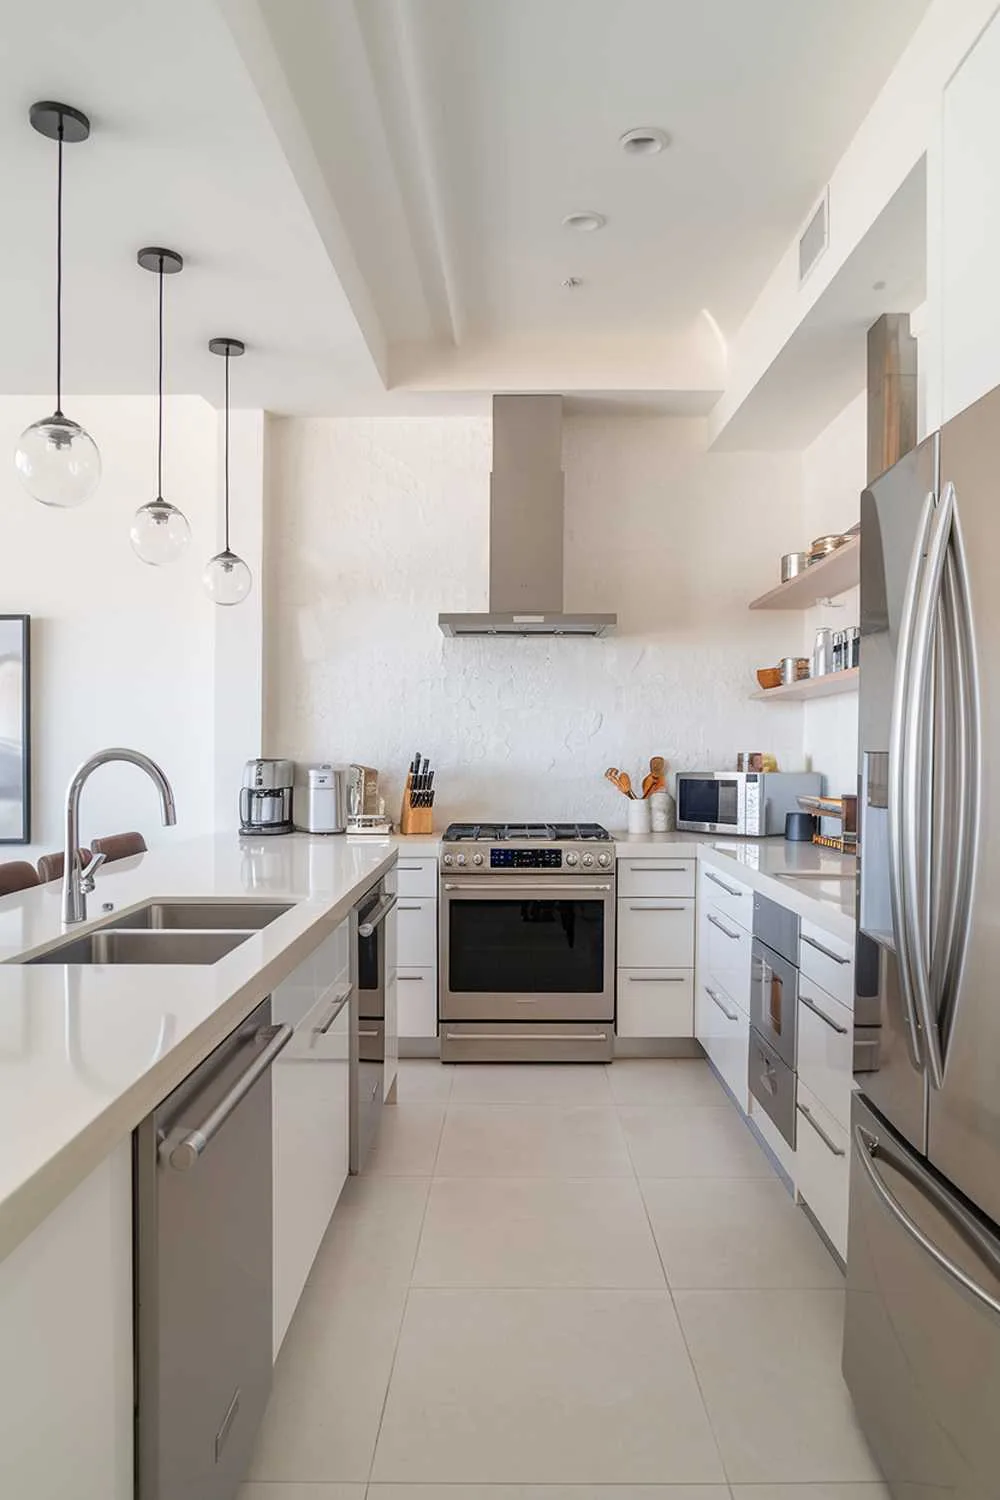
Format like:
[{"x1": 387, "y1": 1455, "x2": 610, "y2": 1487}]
[
  {"x1": 263, "y1": 414, "x2": 809, "y2": 827},
  {"x1": 801, "y1": 392, "x2": 865, "y2": 796},
  {"x1": 0, "y1": 393, "x2": 256, "y2": 860}
]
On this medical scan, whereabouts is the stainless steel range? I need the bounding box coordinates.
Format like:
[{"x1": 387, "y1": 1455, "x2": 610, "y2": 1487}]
[{"x1": 439, "y1": 823, "x2": 616, "y2": 1063}]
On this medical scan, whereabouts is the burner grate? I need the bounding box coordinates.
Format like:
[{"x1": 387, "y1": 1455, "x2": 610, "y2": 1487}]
[{"x1": 443, "y1": 820, "x2": 611, "y2": 842}]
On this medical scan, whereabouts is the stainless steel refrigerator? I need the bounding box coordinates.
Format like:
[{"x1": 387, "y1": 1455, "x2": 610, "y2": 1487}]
[{"x1": 844, "y1": 382, "x2": 1000, "y2": 1496}]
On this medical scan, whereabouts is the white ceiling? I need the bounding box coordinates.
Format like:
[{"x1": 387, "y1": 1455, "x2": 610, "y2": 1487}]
[{"x1": 0, "y1": 0, "x2": 932, "y2": 415}]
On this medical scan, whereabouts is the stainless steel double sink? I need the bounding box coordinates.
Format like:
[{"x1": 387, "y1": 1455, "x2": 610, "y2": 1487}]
[{"x1": 16, "y1": 900, "x2": 295, "y2": 966}]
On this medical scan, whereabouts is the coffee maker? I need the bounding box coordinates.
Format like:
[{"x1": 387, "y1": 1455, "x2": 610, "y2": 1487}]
[{"x1": 239, "y1": 759, "x2": 295, "y2": 835}]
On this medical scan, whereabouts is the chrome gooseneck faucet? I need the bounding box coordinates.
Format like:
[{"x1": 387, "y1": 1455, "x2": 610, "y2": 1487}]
[{"x1": 63, "y1": 748, "x2": 177, "y2": 924}]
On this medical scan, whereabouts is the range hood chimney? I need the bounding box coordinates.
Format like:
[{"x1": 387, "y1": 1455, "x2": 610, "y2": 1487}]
[{"x1": 439, "y1": 394, "x2": 617, "y2": 638}]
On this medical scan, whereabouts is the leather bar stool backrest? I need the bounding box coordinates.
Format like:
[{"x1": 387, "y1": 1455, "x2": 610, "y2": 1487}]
[
  {"x1": 0, "y1": 861, "x2": 41, "y2": 896},
  {"x1": 90, "y1": 831, "x2": 148, "y2": 864},
  {"x1": 36, "y1": 848, "x2": 92, "y2": 884}
]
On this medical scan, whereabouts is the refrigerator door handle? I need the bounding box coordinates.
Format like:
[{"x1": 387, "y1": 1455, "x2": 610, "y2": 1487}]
[
  {"x1": 854, "y1": 1124, "x2": 1000, "y2": 1321},
  {"x1": 887, "y1": 488, "x2": 935, "y2": 1071}
]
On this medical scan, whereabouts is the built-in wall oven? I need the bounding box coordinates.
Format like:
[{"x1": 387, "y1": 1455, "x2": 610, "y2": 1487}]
[
  {"x1": 350, "y1": 878, "x2": 396, "y2": 1170},
  {"x1": 439, "y1": 823, "x2": 615, "y2": 1061},
  {"x1": 749, "y1": 892, "x2": 800, "y2": 1147}
]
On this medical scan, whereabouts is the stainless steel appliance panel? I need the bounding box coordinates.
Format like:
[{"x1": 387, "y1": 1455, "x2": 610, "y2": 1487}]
[
  {"x1": 135, "y1": 998, "x2": 282, "y2": 1500},
  {"x1": 350, "y1": 880, "x2": 394, "y2": 1172},
  {"x1": 855, "y1": 433, "x2": 939, "y2": 1152},
  {"x1": 748, "y1": 1026, "x2": 796, "y2": 1147},
  {"x1": 844, "y1": 1093, "x2": 1000, "y2": 1498},
  {"x1": 927, "y1": 384, "x2": 1000, "y2": 1224},
  {"x1": 750, "y1": 937, "x2": 798, "y2": 1069},
  {"x1": 440, "y1": 1020, "x2": 614, "y2": 1063}
]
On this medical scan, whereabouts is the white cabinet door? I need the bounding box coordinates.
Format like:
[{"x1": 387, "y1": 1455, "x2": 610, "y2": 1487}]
[
  {"x1": 799, "y1": 920, "x2": 854, "y2": 1010},
  {"x1": 796, "y1": 1080, "x2": 850, "y2": 1260},
  {"x1": 703, "y1": 904, "x2": 752, "y2": 1015},
  {"x1": 618, "y1": 899, "x2": 694, "y2": 967},
  {"x1": 617, "y1": 969, "x2": 693, "y2": 1037},
  {"x1": 798, "y1": 982, "x2": 853, "y2": 1129},
  {"x1": 0, "y1": 1143, "x2": 133, "y2": 1500},
  {"x1": 698, "y1": 861, "x2": 754, "y2": 932},
  {"x1": 397, "y1": 967, "x2": 438, "y2": 1037},
  {"x1": 395, "y1": 857, "x2": 438, "y2": 898},
  {"x1": 396, "y1": 898, "x2": 437, "y2": 967},
  {"x1": 617, "y1": 858, "x2": 696, "y2": 899},
  {"x1": 697, "y1": 977, "x2": 749, "y2": 1112}
]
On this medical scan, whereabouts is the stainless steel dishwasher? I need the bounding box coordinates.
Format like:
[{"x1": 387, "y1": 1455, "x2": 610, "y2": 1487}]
[{"x1": 134, "y1": 997, "x2": 292, "y2": 1500}]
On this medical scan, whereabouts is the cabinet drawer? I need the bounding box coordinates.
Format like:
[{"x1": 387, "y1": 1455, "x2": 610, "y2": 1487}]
[
  {"x1": 696, "y1": 978, "x2": 749, "y2": 1112},
  {"x1": 799, "y1": 918, "x2": 854, "y2": 1009},
  {"x1": 397, "y1": 898, "x2": 437, "y2": 966},
  {"x1": 397, "y1": 967, "x2": 438, "y2": 1038},
  {"x1": 617, "y1": 857, "x2": 696, "y2": 899},
  {"x1": 618, "y1": 899, "x2": 694, "y2": 968},
  {"x1": 395, "y1": 857, "x2": 438, "y2": 898},
  {"x1": 702, "y1": 905, "x2": 752, "y2": 1015},
  {"x1": 699, "y1": 861, "x2": 754, "y2": 932},
  {"x1": 795, "y1": 1081, "x2": 849, "y2": 1260},
  {"x1": 797, "y1": 983, "x2": 853, "y2": 1129},
  {"x1": 616, "y1": 969, "x2": 693, "y2": 1037}
]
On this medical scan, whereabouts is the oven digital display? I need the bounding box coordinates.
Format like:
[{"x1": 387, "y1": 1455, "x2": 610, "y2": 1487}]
[{"x1": 490, "y1": 848, "x2": 563, "y2": 868}]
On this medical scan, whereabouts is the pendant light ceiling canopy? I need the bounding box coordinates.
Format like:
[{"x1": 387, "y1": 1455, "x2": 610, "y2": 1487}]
[
  {"x1": 130, "y1": 247, "x2": 191, "y2": 566},
  {"x1": 15, "y1": 101, "x2": 101, "y2": 509},
  {"x1": 203, "y1": 337, "x2": 252, "y2": 606}
]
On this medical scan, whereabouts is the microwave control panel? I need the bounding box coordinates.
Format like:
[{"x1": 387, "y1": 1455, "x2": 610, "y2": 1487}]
[{"x1": 743, "y1": 777, "x2": 761, "y2": 835}]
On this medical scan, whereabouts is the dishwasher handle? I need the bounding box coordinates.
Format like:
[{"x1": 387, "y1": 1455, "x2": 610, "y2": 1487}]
[
  {"x1": 161, "y1": 1022, "x2": 293, "y2": 1171},
  {"x1": 358, "y1": 893, "x2": 397, "y2": 938}
]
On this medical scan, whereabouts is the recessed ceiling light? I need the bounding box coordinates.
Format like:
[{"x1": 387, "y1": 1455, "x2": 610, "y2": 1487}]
[
  {"x1": 562, "y1": 211, "x2": 606, "y2": 232},
  {"x1": 620, "y1": 126, "x2": 670, "y2": 157}
]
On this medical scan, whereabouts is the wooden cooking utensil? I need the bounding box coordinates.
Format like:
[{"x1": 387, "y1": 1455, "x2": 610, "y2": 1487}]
[
  {"x1": 642, "y1": 756, "x2": 666, "y2": 798},
  {"x1": 604, "y1": 767, "x2": 635, "y2": 798}
]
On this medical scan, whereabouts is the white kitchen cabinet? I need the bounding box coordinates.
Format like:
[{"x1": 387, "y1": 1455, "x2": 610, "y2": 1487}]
[
  {"x1": 0, "y1": 1141, "x2": 133, "y2": 1500},
  {"x1": 695, "y1": 862, "x2": 753, "y2": 1089},
  {"x1": 618, "y1": 898, "x2": 695, "y2": 968},
  {"x1": 799, "y1": 919, "x2": 854, "y2": 1010},
  {"x1": 397, "y1": 967, "x2": 439, "y2": 1037},
  {"x1": 395, "y1": 861, "x2": 439, "y2": 1045},
  {"x1": 396, "y1": 896, "x2": 437, "y2": 967},
  {"x1": 618, "y1": 857, "x2": 696, "y2": 900},
  {"x1": 695, "y1": 975, "x2": 750, "y2": 1111},
  {"x1": 698, "y1": 860, "x2": 754, "y2": 932},
  {"x1": 796, "y1": 1079, "x2": 850, "y2": 1260},
  {"x1": 272, "y1": 922, "x2": 352, "y2": 1357},
  {"x1": 395, "y1": 857, "x2": 438, "y2": 898},
  {"x1": 797, "y1": 981, "x2": 853, "y2": 1129},
  {"x1": 616, "y1": 968, "x2": 693, "y2": 1038},
  {"x1": 701, "y1": 904, "x2": 752, "y2": 1015}
]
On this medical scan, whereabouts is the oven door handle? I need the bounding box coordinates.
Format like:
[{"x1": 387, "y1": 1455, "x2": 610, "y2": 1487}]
[
  {"x1": 358, "y1": 893, "x2": 397, "y2": 937},
  {"x1": 442, "y1": 880, "x2": 613, "y2": 892}
]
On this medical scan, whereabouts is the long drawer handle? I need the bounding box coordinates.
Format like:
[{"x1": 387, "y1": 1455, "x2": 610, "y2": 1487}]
[
  {"x1": 162, "y1": 1023, "x2": 293, "y2": 1171},
  {"x1": 797, "y1": 1102, "x2": 845, "y2": 1157},
  {"x1": 705, "y1": 984, "x2": 738, "y2": 1022},
  {"x1": 627, "y1": 974, "x2": 686, "y2": 983},
  {"x1": 397, "y1": 865, "x2": 424, "y2": 871},
  {"x1": 628, "y1": 865, "x2": 689, "y2": 873},
  {"x1": 443, "y1": 881, "x2": 612, "y2": 892},
  {"x1": 443, "y1": 1031, "x2": 609, "y2": 1042},
  {"x1": 801, "y1": 933, "x2": 850, "y2": 966},
  {"x1": 800, "y1": 993, "x2": 848, "y2": 1035},
  {"x1": 313, "y1": 984, "x2": 353, "y2": 1036},
  {"x1": 705, "y1": 869, "x2": 742, "y2": 897},
  {"x1": 398, "y1": 973, "x2": 426, "y2": 982},
  {"x1": 358, "y1": 1027, "x2": 382, "y2": 1038},
  {"x1": 707, "y1": 912, "x2": 740, "y2": 940},
  {"x1": 629, "y1": 904, "x2": 687, "y2": 912},
  {"x1": 397, "y1": 904, "x2": 424, "y2": 911}
]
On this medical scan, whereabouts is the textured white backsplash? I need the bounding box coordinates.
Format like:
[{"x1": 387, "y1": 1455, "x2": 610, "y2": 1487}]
[{"x1": 264, "y1": 414, "x2": 814, "y2": 825}]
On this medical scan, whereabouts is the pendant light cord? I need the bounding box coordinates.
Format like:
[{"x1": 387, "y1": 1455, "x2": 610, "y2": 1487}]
[
  {"x1": 224, "y1": 347, "x2": 231, "y2": 552},
  {"x1": 156, "y1": 258, "x2": 164, "y2": 499},
  {"x1": 55, "y1": 121, "x2": 64, "y2": 416}
]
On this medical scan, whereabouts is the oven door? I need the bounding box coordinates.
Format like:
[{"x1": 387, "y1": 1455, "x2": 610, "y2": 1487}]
[
  {"x1": 676, "y1": 774, "x2": 743, "y2": 833},
  {"x1": 750, "y1": 936, "x2": 798, "y2": 1068},
  {"x1": 441, "y1": 876, "x2": 614, "y2": 1022}
]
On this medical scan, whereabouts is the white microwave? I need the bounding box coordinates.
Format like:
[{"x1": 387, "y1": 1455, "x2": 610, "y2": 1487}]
[{"x1": 675, "y1": 771, "x2": 822, "y2": 836}]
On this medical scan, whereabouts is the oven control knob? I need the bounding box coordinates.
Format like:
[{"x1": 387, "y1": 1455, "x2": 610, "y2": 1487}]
[
  {"x1": 473, "y1": 852, "x2": 484, "y2": 866},
  {"x1": 456, "y1": 853, "x2": 467, "y2": 866},
  {"x1": 597, "y1": 851, "x2": 612, "y2": 868},
  {"x1": 442, "y1": 853, "x2": 453, "y2": 866},
  {"x1": 582, "y1": 853, "x2": 595, "y2": 868},
  {"x1": 565, "y1": 851, "x2": 579, "y2": 866}
]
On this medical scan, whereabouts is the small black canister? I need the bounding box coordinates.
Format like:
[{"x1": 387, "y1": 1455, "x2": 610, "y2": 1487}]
[{"x1": 785, "y1": 811, "x2": 816, "y2": 842}]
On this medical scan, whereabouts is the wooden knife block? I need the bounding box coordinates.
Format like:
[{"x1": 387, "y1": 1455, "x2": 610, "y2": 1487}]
[{"x1": 400, "y1": 776, "x2": 433, "y2": 835}]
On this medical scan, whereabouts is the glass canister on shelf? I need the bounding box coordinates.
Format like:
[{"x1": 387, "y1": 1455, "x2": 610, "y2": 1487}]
[{"x1": 813, "y1": 626, "x2": 833, "y2": 677}]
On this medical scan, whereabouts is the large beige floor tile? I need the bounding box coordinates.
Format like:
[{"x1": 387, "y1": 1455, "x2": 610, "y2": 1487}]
[
  {"x1": 247, "y1": 1274, "x2": 407, "y2": 1482},
  {"x1": 450, "y1": 1062, "x2": 613, "y2": 1105},
  {"x1": 371, "y1": 1488, "x2": 730, "y2": 1498},
  {"x1": 367, "y1": 1102, "x2": 445, "y2": 1176},
  {"x1": 675, "y1": 1290, "x2": 882, "y2": 1483},
  {"x1": 620, "y1": 1103, "x2": 775, "y2": 1179},
  {"x1": 306, "y1": 1175, "x2": 430, "y2": 1294},
  {"x1": 239, "y1": 1486, "x2": 364, "y2": 1498},
  {"x1": 608, "y1": 1058, "x2": 725, "y2": 1108},
  {"x1": 413, "y1": 1176, "x2": 664, "y2": 1288},
  {"x1": 371, "y1": 1288, "x2": 725, "y2": 1483},
  {"x1": 395, "y1": 1059, "x2": 454, "y2": 1102},
  {"x1": 436, "y1": 1103, "x2": 632, "y2": 1178},
  {"x1": 731, "y1": 1487, "x2": 890, "y2": 1499},
  {"x1": 642, "y1": 1176, "x2": 843, "y2": 1289}
]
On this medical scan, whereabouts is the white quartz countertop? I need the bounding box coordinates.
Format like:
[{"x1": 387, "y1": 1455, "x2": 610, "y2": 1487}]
[
  {"x1": 0, "y1": 832, "x2": 396, "y2": 1265},
  {"x1": 614, "y1": 830, "x2": 856, "y2": 940}
]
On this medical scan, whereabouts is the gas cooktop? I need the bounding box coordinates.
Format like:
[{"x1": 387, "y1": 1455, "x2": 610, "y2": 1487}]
[{"x1": 443, "y1": 822, "x2": 611, "y2": 842}]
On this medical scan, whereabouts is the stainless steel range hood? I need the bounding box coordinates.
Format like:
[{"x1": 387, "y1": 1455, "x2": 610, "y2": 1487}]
[{"x1": 439, "y1": 394, "x2": 617, "y2": 639}]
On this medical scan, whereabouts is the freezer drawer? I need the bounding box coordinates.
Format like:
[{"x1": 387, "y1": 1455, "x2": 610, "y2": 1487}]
[{"x1": 844, "y1": 1093, "x2": 1000, "y2": 1497}]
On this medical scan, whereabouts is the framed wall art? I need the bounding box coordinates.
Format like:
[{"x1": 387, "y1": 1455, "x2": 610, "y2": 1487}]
[{"x1": 0, "y1": 616, "x2": 30, "y2": 844}]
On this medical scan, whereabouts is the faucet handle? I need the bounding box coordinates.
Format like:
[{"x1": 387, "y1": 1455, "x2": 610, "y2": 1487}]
[{"x1": 79, "y1": 850, "x2": 106, "y2": 894}]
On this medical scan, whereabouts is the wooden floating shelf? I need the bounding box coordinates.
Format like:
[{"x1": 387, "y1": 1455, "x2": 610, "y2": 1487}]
[
  {"x1": 749, "y1": 536, "x2": 860, "y2": 611},
  {"x1": 751, "y1": 667, "x2": 859, "y2": 702}
]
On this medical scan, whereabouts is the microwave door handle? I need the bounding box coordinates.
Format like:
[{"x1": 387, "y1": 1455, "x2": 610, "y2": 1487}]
[
  {"x1": 887, "y1": 488, "x2": 935, "y2": 1074},
  {"x1": 239, "y1": 786, "x2": 251, "y2": 825}
]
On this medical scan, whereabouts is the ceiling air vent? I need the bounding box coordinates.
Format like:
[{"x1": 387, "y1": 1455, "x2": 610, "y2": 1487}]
[{"x1": 798, "y1": 188, "x2": 829, "y2": 286}]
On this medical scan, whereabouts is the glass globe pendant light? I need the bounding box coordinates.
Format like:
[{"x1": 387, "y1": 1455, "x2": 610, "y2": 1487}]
[
  {"x1": 14, "y1": 102, "x2": 101, "y2": 508},
  {"x1": 203, "y1": 337, "x2": 252, "y2": 606},
  {"x1": 130, "y1": 248, "x2": 191, "y2": 565}
]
